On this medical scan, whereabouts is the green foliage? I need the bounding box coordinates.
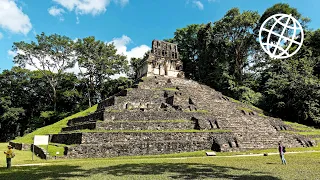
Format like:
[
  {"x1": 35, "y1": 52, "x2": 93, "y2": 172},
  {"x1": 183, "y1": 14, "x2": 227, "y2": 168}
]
[
  {"x1": 12, "y1": 32, "x2": 76, "y2": 112},
  {"x1": 230, "y1": 85, "x2": 263, "y2": 105},
  {"x1": 75, "y1": 36, "x2": 129, "y2": 106}
]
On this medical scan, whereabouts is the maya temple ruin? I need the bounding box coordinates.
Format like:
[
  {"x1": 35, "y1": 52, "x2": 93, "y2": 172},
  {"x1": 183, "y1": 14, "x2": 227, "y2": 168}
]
[
  {"x1": 10, "y1": 40, "x2": 317, "y2": 159},
  {"x1": 136, "y1": 40, "x2": 185, "y2": 79}
]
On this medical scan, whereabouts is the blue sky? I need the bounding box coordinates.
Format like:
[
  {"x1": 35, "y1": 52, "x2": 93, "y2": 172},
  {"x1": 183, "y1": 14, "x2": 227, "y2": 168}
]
[{"x1": 0, "y1": 0, "x2": 319, "y2": 72}]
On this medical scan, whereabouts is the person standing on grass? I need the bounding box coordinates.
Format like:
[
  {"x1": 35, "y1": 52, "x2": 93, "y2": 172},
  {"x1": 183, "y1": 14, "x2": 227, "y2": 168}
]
[
  {"x1": 278, "y1": 142, "x2": 287, "y2": 165},
  {"x1": 4, "y1": 145, "x2": 14, "y2": 169}
]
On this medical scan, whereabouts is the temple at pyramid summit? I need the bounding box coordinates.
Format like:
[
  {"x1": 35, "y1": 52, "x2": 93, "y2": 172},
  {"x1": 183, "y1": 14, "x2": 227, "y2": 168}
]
[
  {"x1": 10, "y1": 40, "x2": 317, "y2": 159},
  {"x1": 136, "y1": 40, "x2": 185, "y2": 78}
]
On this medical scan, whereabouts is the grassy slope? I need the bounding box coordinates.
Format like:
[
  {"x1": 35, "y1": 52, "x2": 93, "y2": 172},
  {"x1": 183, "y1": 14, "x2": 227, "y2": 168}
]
[
  {"x1": 11, "y1": 105, "x2": 97, "y2": 156},
  {"x1": 283, "y1": 122, "x2": 320, "y2": 139},
  {"x1": 13, "y1": 105, "x2": 98, "y2": 144}
]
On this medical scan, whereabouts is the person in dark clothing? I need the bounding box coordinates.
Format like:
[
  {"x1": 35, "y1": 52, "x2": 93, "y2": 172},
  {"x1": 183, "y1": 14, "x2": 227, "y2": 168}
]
[{"x1": 278, "y1": 142, "x2": 287, "y2": 165}]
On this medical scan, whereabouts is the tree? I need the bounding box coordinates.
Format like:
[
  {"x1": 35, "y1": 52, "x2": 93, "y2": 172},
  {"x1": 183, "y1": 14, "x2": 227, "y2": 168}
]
[
  {"x1": 0, "y1": 96, "x2": 25, "y2": 141},
  {"x1": 128, "y1": 51, "x2": 150, "y2": 80},
  {"x1": 75, "y1": 36, "x2": 129, "y2": 106},
  {"x1": 213, "y1": 8, "x2": 260, "y2": 83},
  {"x1": 171, "y1": 24, "x2": 203, "y2": 80},
  {"x1": 255, "y1": 3, "x2": 310, "y2": 44},
  {"x1": 12, "y1": 33, "x2": 75, "y2": 111}
]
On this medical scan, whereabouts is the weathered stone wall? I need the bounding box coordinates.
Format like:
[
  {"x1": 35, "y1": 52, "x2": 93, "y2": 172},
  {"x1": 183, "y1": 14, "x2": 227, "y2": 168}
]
[
  {"x1": 96, "y1": 121, "x2": 194, "y2": 131},
  {"x1": 104, "y1": 111, "x2": 210, "y2": 122},
  {"x1": 66, "y1": 141, "x2": 209, "y2": 158},
  {"x1": 62, "y1": 122, "x2": 97, "y2": 132},
  {"x1": 64, "y1": 133, "x2": 234, "y2": 158},
  {"x1": 50, "y1": 133, "x2": 82, "y2": 145},
  {"x1": 9, "y1": 142, "x2": 31, "y2": 150},
  {"x1": 81, "y1": 132, "x2": 219, "y2": 144},
  {"x1": 67, "y1": 111, "x2": 104, "y2": 126},
  {"x1": 31, "y1": 144, "x2": 49, "y2": 159}
]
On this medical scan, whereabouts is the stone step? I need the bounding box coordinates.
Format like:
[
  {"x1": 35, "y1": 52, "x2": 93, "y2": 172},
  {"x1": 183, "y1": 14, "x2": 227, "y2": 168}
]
[
  {"x1": 62, "y1": 122, "x2": 97, "y2": 132},
  {"x1": 67, "y1": 111, "x2": 104, "y2": 126},
  {"x1": 65, "y1": 140, "x2": 213, "y2": 158},
  {"x1": 50, "y1": 131, "x2": 230, "y2": 145},
  {"x1": 96, "y1": 121, "x2": 195, "y2": 131},
  {"x1": 103, "y1": 111, "x2": 211, "y2": 122}
]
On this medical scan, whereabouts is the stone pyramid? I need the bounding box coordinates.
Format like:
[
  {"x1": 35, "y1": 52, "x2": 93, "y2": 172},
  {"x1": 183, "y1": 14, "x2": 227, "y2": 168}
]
[{"x1": 49, "y1": 75, "x2": 316, "y2": 158}]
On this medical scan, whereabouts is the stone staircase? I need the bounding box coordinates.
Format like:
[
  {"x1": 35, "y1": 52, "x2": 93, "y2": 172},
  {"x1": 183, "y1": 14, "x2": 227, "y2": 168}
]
[{"x1": 49, "y1": 75, "x2": 316, "y2": 158}]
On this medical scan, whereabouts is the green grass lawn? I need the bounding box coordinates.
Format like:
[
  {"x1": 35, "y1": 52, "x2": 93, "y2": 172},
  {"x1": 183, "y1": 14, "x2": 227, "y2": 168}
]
[{"x1": 1, "y1": 141, "x2": 320, "y2": 180}]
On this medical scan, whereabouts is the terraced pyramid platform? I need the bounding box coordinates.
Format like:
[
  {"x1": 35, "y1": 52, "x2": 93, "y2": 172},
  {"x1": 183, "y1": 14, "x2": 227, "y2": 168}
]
[{"x1": 49, "y1": 76, "x2": 316, "y2": 158}]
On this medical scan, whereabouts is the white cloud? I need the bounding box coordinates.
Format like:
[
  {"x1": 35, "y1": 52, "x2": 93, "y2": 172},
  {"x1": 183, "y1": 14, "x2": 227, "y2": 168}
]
[
  {"x1": 193, "y1": 1, "x2": 204, "y2": 10},
  {"x1": 8, "y1": 50, "x2": 16, "y2": 56},
  {"x1": 48, "y1": 6, "x2": 65, "y2": 21},
  {"x1": 52, "y1": 0, "x2": 111, "y2": 16},
  {"x1": 0, "y1": 0, "x2": 32, "y2": 35},
  {"x1": 108, "y1": 35, "x2": 151, "y2": 62},
  {"x1": 0, "y1": 32, "x2": 3, "y2": 39}
]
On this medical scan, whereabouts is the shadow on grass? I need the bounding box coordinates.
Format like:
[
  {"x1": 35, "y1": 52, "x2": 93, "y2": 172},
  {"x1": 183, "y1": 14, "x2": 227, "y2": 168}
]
[
  {"x1": 0, "y1": 165, "x2": 87, "y2": 180},
  {"x1": 88, "y1": 163, "x2": 280, "y2": 180},
  {"x1": 0, "y1": 162, "x2": 281, "y2": 180}
]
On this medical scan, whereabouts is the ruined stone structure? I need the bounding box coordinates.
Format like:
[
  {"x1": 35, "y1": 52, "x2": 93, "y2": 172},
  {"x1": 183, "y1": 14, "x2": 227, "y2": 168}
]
[
  {"x1": 43, "y1": 75, "x2": 316, "y2": 159},
  {"x1": 137, "y1": 40, "x2": 184, "y2": 78}
]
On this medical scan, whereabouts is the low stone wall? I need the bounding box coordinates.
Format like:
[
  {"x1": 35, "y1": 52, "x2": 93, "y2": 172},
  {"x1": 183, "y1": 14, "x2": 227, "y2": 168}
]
[
  {"x1": 9, "y1": 142, "x2": 31, "y2": 150},
  {"x1": 96, "y1": 121, "x2": 194, "y2": 131},
  {"x1": 97, "y1": 90, "x2": 128, "y2": 111},
  {"x1": 8, "y1": 142, "x2": 49, "y2": 159},
  {"x1": 50, "y1": 133, "x2": 82, "y2": 145},
  {"x1": 67, "y1": 111, "x2": 104, "y2": 126},
  {"x1": 62, "y1": 122, "x2": 97, "y2": 132},
  {"x1": 31, "y1": 144, "x2": 49, "y2": 159},
  {"x1": 97, "y1": 96, "x2": 116, "y2": 111}
]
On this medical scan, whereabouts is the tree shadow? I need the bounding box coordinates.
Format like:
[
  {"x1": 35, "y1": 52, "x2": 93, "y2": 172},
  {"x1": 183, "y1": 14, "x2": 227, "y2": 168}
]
[
  {"x1": 87, "y1": 163, "x2": 281, "y2": 180},
  {"x1": 0, "y1": 162, "x2": 282, "y2": 180},
  {"x1": 0, "y1": 165, "x2": 88, "y2": 180}
]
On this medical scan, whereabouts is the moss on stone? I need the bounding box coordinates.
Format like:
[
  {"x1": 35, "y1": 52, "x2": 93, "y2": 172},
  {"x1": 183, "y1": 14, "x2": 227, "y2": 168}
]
[
  {"x1": 229, "y1": 97, "x2": 241, "y2": 104},
  {"x1": 237, "y1": 106, "x2": 253, "y2": 113},
  {"x1": 163, "y1": 88, "x2": 179, "y2": 91},
  {"x1": 183, "y1": 110, "x2": 209, "y2": 113},
  {"x1": 258, "y1": 113, "x2": 267, "y2": 117}
]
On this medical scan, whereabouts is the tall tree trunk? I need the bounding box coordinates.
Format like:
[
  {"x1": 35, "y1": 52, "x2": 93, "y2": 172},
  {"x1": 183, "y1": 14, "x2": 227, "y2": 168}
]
[
  {"x1": 53, "y1": 87, "x2": 57, "y2": 112},
  {"x1": 87, "y1": 82, "x2": 91, "y2": 107}
]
